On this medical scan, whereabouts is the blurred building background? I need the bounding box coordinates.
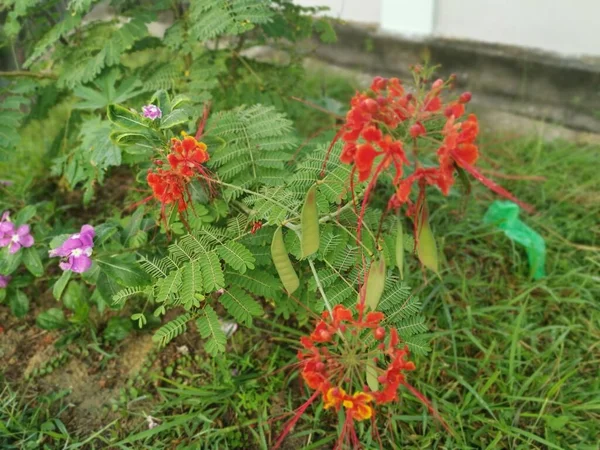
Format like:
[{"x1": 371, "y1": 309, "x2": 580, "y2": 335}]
[{"x1": 296, "y1": 0, "x2": 600, "y2": 57}]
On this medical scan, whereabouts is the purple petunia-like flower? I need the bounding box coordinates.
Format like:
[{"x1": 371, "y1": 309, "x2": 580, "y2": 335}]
[
  {"x1": 142, "y1": 104, "x2": 162, "y2": 120},
  {"x1": 0, "y1": 222, "x2": 35, "y2": 254},
  {"x1": 0, "y1": 274, "x2": 10, "y2": 288},
  {"x1": 0, "y1": 211, "x2": 11, "y2": 236},
  {"x1": 49, "y1": 224, "x2": 95, "y2": 273}
]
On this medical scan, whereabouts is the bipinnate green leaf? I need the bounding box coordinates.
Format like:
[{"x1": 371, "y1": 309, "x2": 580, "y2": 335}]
[{"x1": 196, "y1": 305, "x2": 226, "y2": 356}]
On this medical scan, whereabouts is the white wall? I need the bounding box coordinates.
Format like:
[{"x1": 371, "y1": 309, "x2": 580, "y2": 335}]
[
  {"x1": 295, "y1": 0, "x2": 600, "y2": 57},
  {"x1": 434, "y1": 0, "x2": 600, "y2": 56},
  {"x1": 294, "y1": 0, "x2": 380, "y2": 24}
]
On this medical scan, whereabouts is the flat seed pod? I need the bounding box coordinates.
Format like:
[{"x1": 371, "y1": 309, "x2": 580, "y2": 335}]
[
  {"x1": 301, "y1": 185, "x2": 320, "y2": 258},
  {"x1": 416, "y1": 203, "x2": 439, "y2": 275},
  {"x1": 366, "y1": 362, "x2": 379, "y2": 391},
  {"x1": 365, "y1": 257, "x2": 386, "y2": 311},
  {"x1": 395, "y1": 219, "x2": 404, "y2": 280},
  {"x1": 271, "y1": 227, "x2": 299, "y2": 295}
]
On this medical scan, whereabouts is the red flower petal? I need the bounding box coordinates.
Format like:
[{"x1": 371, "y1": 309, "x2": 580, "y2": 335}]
[
  {"x1": 364, "y1": 311, "x2": 384, "y2": 325},
  {"x1": 355, "y1": 143, "x2": 379, "y2": 182},
  {"x1": 332, "y1": 305, "x2": 353, "y2": 323},
  {"x1": 362, "y1": 126, "x2": 382, "y2": 142},
  {"x1": 455, "y1": 143, "x2": 478, "y2": 165}
]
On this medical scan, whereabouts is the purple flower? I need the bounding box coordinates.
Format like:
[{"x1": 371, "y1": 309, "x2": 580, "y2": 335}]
[
  {"x1": 0, "y1": 274, "x2": 10, "y2": 288},
  {"x1": 142, "y1": 104, "x2": 162, "y2": 120},
  {"x1": 49, "y1": 224, "x2": 95, "y2": 274},
  {"x1": 0, "y1": 223, "x2": 35, "y2": 254},
  {"x1": 0, "y1": 211, "x2": 11, "y2": 236}
]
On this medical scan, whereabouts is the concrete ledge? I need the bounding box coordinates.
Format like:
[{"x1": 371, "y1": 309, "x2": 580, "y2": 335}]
[{"x1": 310, "y1": 23, "x2": 600, "y2": 137}]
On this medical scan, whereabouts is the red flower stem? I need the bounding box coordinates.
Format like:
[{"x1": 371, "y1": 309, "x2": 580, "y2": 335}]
[
  {"x1": 272, "y1": 390, "x2": 321, "y2": 450},
  {"x1": 357, "y1": 155, "x2": 391, "y2": 315},
  {"x1": 357, "y1": 155, "x2": 391, "y2": 243},
  {"x1": 320, "y1": 127, "x2": 346, "y2": 178},
  {"x1": 195, "y1": 102, "x2": 211, "y2": 140},
  {"x1": 290, "y1": 125, "x2": 337, "y2": 163}
]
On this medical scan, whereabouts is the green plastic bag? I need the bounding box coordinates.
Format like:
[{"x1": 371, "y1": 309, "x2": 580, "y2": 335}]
[{"x1": 483, "y1": 201, "x2": 546, "y2": 280}]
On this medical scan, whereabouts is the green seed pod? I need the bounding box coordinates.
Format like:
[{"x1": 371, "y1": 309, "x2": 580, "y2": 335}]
[
  {"x1": 416, "y1": 203, "x2": 439, "y2": 275},
  {"x1": 395, "y1": 219, "x2": 404, "y2": 280},
  {"x1": 366, "y1": 362, "x2": 379, "y2": 391},
  {"x1": 271, "y1": 227, "x2": 299, "y2": 295},
  {"x1": 301, "y1": 185, "x2": 320, "y2": 258},
  {"x1": 365, "y1": 257, "x2": 386, "y2": 311}
]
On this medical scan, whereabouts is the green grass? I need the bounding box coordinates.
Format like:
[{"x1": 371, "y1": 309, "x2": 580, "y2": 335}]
[{"x1": 1, "y1": 68, "x2": 599, "y2": 449}]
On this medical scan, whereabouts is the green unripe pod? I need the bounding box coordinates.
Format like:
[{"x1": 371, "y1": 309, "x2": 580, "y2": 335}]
[
  {"x1": 301, "y1": 185, "x2": 320, "y2": 258},
  {"x1": 271, "y1": 227, "x2": 299, "y2": 295}
]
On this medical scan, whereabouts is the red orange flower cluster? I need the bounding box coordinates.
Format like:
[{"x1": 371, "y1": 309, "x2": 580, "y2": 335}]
[
  {"x1": 146, "y1": 135, "x2": 210, "y2": 214},
  {"x1": 274, "y1": 305, "x2": 442, "y2": 449},
  {"x1": 298, "y1": 305, "x2": 416, "y2": 409},
  {"x1": 334, "y1": 72, "x2": 532, "y2": 227}
]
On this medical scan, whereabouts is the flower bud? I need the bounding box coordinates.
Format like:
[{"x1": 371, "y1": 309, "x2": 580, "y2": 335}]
[
  {"x1": 370, "y1": 76, "x2": 387, "y2": 92},
  {"x1": 432, "y1": 78, "x2": 444, "y2": 90},
  {"x1": 459, "y1": 92, "x2": 472, "y2": 103},
  {"x1": 374, "y1": 327, "x2": 386, "y2": 340},
  {"x1": 361, "y1": 98, "x2": 379, "y2": 114},
  {"x1": 409, "y1": 122, "x2": 426, "y2": 139},
  {"x1": 316, "y1": 362, "x2": 325, "y2": 371}
]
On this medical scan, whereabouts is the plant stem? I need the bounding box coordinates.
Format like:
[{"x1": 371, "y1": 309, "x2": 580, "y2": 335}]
[
  {"x1": 213, "y1": 179, "x2": 296, "y2": 215},
  {"x1": 318, "y1": 199, "x2": 354, "y2": 224},
  {"x1": 0, "y1": 71, "x2": 57, "y2": 79},
  {"x1": 308, "y1": 259, "x2": 334, "y2": 319}
]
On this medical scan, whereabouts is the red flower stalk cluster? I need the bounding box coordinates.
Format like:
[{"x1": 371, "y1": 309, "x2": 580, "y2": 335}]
[
  {"x1": 333, "y1": 72, "x2": 532, "y2": 235},
  {"x1": 274, "y1": 305, "x2": 445, "y2": 449},
  {"x1": 146, "y1": 134, "x2": 211, "y2": 214}
]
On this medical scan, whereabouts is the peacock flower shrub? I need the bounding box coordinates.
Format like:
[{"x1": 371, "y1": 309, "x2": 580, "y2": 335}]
[{"x1": 274, "y1": 305, "x2": 448, "y2": 449}]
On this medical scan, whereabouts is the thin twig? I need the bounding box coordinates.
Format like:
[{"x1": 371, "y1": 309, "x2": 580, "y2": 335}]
[
  {"x1": 0, "y1": 71, "x2": 57, "y2": 79},
  {"x1": 308, "y1": 259, "x2": 334, "y2": 318},
  {"x1": 290, "y1": 96, "x2": 345, "y2": 120}
]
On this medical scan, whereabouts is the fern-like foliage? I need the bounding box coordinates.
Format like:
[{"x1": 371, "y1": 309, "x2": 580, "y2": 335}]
[
  {"x1": 377, "y1": 279, "x2": 431, "y2": 355},
  {"x1": 219, "y1": 286, "x2": 264, "y2": 326},
  {"x1": 0, "y1": 81, "x2": 36, "y2": 159},
  {"x1": 205, "y1": 104, "x2": 297, "y2": 196},
  {"x1": 57, "y1": 17, "x2": 150, "y2": 88},
  {"x1": 113, "y1": 223, "x2": 264, "y2": 352},
  {"x1": 188, "y1": 0, "x2": 274, "y2": 41},
  {"x1": 153, "y1": 312, "x2": 195, "y2": 347},
  {"x1": 196, "y1": 305, "x2": 227, "y2": 356}
]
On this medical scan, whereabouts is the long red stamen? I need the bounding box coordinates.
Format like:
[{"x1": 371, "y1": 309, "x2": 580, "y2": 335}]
[
  {"x1": 272, "y1": 390, "x2": 320, "y2": 449},
  {"x1": 451, "y1": 152, "x2": 535, "y2": 213},
  {"x1": 321, "y1": 127, "x2": 346, "y2": 178}
]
